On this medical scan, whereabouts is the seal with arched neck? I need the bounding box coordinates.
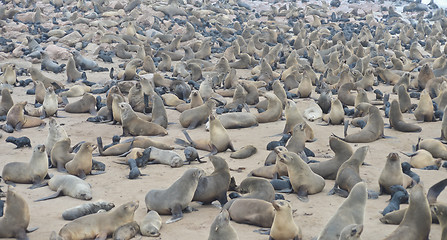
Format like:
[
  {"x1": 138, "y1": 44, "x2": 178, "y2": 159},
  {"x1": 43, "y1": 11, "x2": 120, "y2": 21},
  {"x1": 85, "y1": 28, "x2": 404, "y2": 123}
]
[{"x1": 389, "y1": 100, "x2": 421, "y2": 132}]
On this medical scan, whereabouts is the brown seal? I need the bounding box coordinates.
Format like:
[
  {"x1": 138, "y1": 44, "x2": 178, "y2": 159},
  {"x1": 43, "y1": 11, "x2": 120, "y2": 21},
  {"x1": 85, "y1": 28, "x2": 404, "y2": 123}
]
[
  {"x1": 98, "y1": 136, "x2": 172, "y2": 156},
  {"x1": 119, "y1": 102, "x2": 167, "y2": 136},
  {"x1": 383, "y1": 184, "x2": 431, "y2": 240},
  {"x1": 405, "y1": 149, "x2": 441, "y2": 169},
  {"x1": 414, "y1": 90, "x2": 434, "y2": 122},
  {"x1": 140, "y1": 210, "x2": 162, "y2": 237},
  {"x1": 212, "y1": 112, "x2": 258, "y2": 129},
  {"x1": 276, "y1": 148, "x2": 325, "y2": 202},
  {"x1": 57, "y1": 201, "x2": 138, "y2": 239},
  {"x1": 64, "y1": 93, "x2": 97, "y2": 114},
  {"x1": 389, "y1": 100, "x2": 421, "y2": 132},
  {"x1": 0, "y1": 186, "x2": 36, "y2": 239},
  {"x1": 66, "y1": 55, "x2": 83, "y2": 82},
  {"x1": 0, "y1": 88, "x2": 13, "y2": 116},
  {"x1": 323, "y1": 98, "x2": 345, "y2": 125},
  {"x1": 35, "y1": 174, "x2": 92, "y2": 201},
  {"x1": 331, "y1": 146, "x2": 369, "y2": 197},
  {"x1": 309, "y1": 136, "x2": 353, "y2": 180},
  {"x1": 230, "y1": 145, "x2": 257, "y2": 159},
  {"x1": 225, "y1": 198, "x2": 275, "y2": 227},
  {"x1": 417, "y1": 138, "x2": 447, "y2": 160},
  {"x1": 337, "y1": 83, "x2": 356, "y2": 106},
  {"x1": 45, "y1": 118, "x2": 68, "y2": 156},
  {"x1": 192, "y1": 155, "x2": 231, "y2": 206},
  {"x1": 378, "y1": 152, "x2": 409, "y2": 194},
  {"x1": 417, "y1": 64, "x2": 434, "y2": 90},
  {"x1": 65, "y1": 142, "x2": 96, "y2": 179},
  {"x1": 179, "y1": 99, "x2": 215, "y2": 129},
  {"x1": 442, "y1": 105, "x2": 447, "y2": 141},
  {"x1": 150, "y1": 93, "x2": 168, "y2": 129},
  {"x1": 145, "y1": 168, "x2": 203, "y2": 223},
  {"x1": 283, "y1": 100, "x2": 315, "y2": 141},
  {"x1": 232, "y1": 177, "x2": 276, "y2": 203},
  {"x1": 42, "y1": 86, "x2": 58, "y2": 118},
  {"x1": 318, "y1": 182, "x2": 367, "y2": 240},
  {"x1": 4, "y1": 101, "x2": 45, "y2": 131},
  {"x1": 2, "y1": 144, "x2": 47, "y2": 188},
  {"x1": 397, "y1": 85, "x2": 412, "y2": 113},
  {"x1": 62, "y1": 201, "x2": 115, "y2": 220},
  {"x1": 270, "y1": 200, "x2": 302, "y2": 240},
  {"x1": 208, "y1": 209, "x2": 239, "y2": 240},
  {"x1": 51, "y1": 138, "x2": 75, "y2": 171},
  {"x1": 256, "y1": 92, "x2": 282, "y2": 123},
  {"x1": 340, "y1": 105, "x2": 384, "y2": 143}
]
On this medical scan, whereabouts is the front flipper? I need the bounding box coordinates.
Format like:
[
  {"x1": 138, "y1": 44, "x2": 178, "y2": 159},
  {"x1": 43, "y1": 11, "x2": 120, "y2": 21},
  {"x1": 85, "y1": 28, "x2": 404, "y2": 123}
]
[
  {"x1": 253, "y1": 228, "x2": 270, "y2": 235},
  {"x1": 297, "y1": 187, "x2": 309, "y2": 202},
  {"x1": 77, "y1": 170, "x2": 87, "y2": 180},
  {"x1": 35, "y1": 188, "x2": 63, "y2": 202},
  {"x1": 4, "y1": 181, "x2": 16, "y2": 187},
  {"x1": 167, "y1": 204, "x2": 183, "y2": 224},
  {"x1": 29, "y1": 177, "x2": 47, "y2": 189},
  {"x1": 57, "y1": 162, "x2": 67, "y2": 172},
  {"x1": 334, "y1": 188, "x2": 349, "y2": 198}
]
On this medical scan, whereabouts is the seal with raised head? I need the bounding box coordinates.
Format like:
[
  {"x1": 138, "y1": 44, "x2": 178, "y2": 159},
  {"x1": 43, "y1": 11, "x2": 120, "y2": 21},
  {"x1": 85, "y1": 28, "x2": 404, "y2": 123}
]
[
  {"x1": 0, "y1": 88, "x2": 13, "y2": 116},
  {"x1": 57, "y1": 201, "x2": 139, "y2": 239},
  {"x1": 45, "y1": 118, "x2": 68, "y2": 156},
  {"x1": 145, "y1": 168, "x2": 203, "y2": 223},
  {"x1": 309, "y1": 136, "x2": 353, "y2": 180},
  {"x1": 208, "y1": 209, "x2": 239, "y2": 240},
  {"x1": 379, "y1": 153, "x2": 411, "y2": 194},
  {"x1": 230, "y1": 177, "x2": 276, "y2": 203},
  {"x1": 275, "y1": 148, "x2": 325, "y2": 202},
  {"x1": 2, "y1": 144, "x2": 47, "y2": 188},
  {"x1": 179, "y1": 99, "x2": 215, "y2": 129},
  {"x1": 140, "y1": 210, "x2": 162, "y2": 237},
  {"x1": 0, "y1": 186, "x2": 36, "y2": 239},
  {"x1": 389, "y1": 100, "x2": 421, "y2": 132},
  {"x1": 318, "y1": 182, "x2": 367, "y2": 240},
  {"x1": 193, "y1": 155, "x2": 231, "y2": 206},
  {"x1": 256, "y1": 92, "x2": 282, "y2": 123},
  {"x1": 340, "y1": 105, "x2": 384, "y2": 143},
  {"x1": 51, "y1": 138, "x2": 75, "y2": 171},
  {"x1": 270, "y1": 200, "x2": 302, "y2": 240},
  {"x1": 119, "y1": 102, "x2": 168, "y2": 136},
  {"x1": 383, "y1": 184, "x2": 431, "y2": 240},
  {"x1": 35, "y1": 175, "x2": 92, "y2": 201},
  {"x1": 4, "y1": 101, "x2": 45, "y2": 131}
]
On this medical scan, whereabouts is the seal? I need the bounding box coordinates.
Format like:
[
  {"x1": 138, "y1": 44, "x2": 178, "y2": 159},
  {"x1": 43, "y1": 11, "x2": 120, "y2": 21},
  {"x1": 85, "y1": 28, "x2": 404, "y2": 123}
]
[
  {"x1": 270, "y1": 200, "x2": 302, "y2": 240},
  {"x1": 42, "y1": 86, "x2": 58, "y2": 118},
  {"x1": 65, "y1": 142, "x2": 96, "y2": 179},
  {"x1": 97, "y1": 136, "x2": 173, "y2": 156},
  {"x1": 230, "y1": 145, "x2": 257, "y2": 159},
  {"x1": 2, "y1": 144, "x2": 47, "y2": 188},
  {"x1": 340, "y1": 106, "x2": 384, "y2": 143},
  {"x1": 41, "y1": 51, "x2": 65, "y2": 73},
  {"x1": 309, "y1": 136, "x2": 353, "y2": 180},
  {"x1": 66, "y1": 55, "x2": 84, "y2": 82},
  {"x1": 318, "y1": 182, "x2": 367, "y2": 240},
  {"x1": 62, "y1": 201, "x2": 115, "y2": 220},
  {"x1": 4, "y1": 101, "x2": 45, "y2": 131},
  {"x1": 442, "y1": 105, "x2": 447, "y2": 141},
  {"x1": 379, "y1": 153, "x2": 407, "y2": 194},
  {"x1": 147, "y1": 146, "x2": 183, "y2": 168},
  {"x1": 403, "y1": 149, "x2": 441, "y2": 169},
  {"x1": 113, "y1": 221, "x2": 139, "y2": 240},
  {"x1": 323, "y1": 98, "x2": 344, "y2": 125},
  {"x1": 119, "y1": 102, "x2": 168, "y2": 136},
  {"x1": 145, "y1": 168, "x2": 203, "y2": 223},
  {"x1": 389, "y1": 100, "x2": 421, "y2": 132},
  {"x1": 413, "y1": 90, "x2": 434, "y2": 122},
  {"x1": 35, "y1": 175, "x2": 92, "y2": 201},
  {"x1": 211, "y1": 112, "x2": 258, "y2": 129},
  {"x1": 57, "y1": 201, "x2": 138, "y2": 239},
  {"x1": 276, "y1": 148, "x2": 325, "y2": 202},
  {"x1": 45, "y1": 118, "x2": 68, "y2": 156},
  {"x1": 5, "y1": 136, "x2": 31, "y2": 148},
  {"x1": 192, "y1": 155, "x2": 231, "y2": 206},
  {"x1": 29, "y1": 67, "x2": 64, "y2": 90},
  {"x1": 208, "y1": 209, "x2": 239, "y2": 240},
  {"x1": 140, "y1": 210, "x2": 162, "y2": 237},
  {"x1": 225, "y1": 198, "x2": 275, "y2": 228},
  {"x1": 256, "y1": 92, "x2": 282, "y2": 123},
  {"x1": 417, "y1": 138, "x2": 447, "y2": 160},
  {"x1": 337, "y1": 83, "x2": 356, "y2": 106},
  {"x1": 283, "y1": 100, "x2": 315, "y2": 141},
  {"x1": 230, "y1": 177, "x2": 276, "y2": 203},
  {"x1": 330, "y1": 146, "x2": 369, "y2": 197},
  {"x1": 383, "y1": 184, "x2": 431, "y2": 240},
  {"x1": 64, "y1": 93, "x2": 97, "y2": 115},
  {"x1": 432, "y1": 204, "x2": 447, "y2": 240},
  {"x1": 184, "y1": 146, "x2": 204, "y2": 164},
  {"x1": 0, "y1": 88, "x2": 13, "y2": 116},
  {"x1": 0, "y1": 186, "x2": 36, "y2": 239},
  {"x1": 179, "y1": 99, "x2": 215, "y2": 129},
  {"x1": 150, "y1": 93, "x2": 168, "y2": 129}
]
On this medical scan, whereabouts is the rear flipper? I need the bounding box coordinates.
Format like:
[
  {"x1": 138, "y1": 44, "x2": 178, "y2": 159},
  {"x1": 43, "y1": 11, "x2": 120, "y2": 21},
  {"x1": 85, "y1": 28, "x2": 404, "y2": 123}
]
[
  {"x1": 35, "y1": 188, "x2": 63, "y2": 202},
  {"x1": 297, "y1": 187, "x2": 309, "y2": 202},
  {"x1": 167, "y1": 204, "x2": 183, "y2": 224}
]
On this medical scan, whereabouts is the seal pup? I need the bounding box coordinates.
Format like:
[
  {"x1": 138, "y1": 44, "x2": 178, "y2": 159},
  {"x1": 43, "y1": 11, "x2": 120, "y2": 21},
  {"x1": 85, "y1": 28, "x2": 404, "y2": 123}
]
[
  {"x1": 208, "y1": 209, "x2": 239, "y2": 240},
  {"x1": 383, "y1": 184, "x2": 431, "y2": 240},
  {"x1": 140, "y1": 210, "x2": 162, "y2": 237},
  {"x1": 275, "y1": 148, "x2": 325, "y2": 202},
  {"x1": 184, "y1": 146, "x2": 204, "y2": 164},
  {"x1": 57, "y1": 201, "x2": 139, "y2": 239},
  {"x1": 225, "y1": 198, "x2": 275, "y2": 228},
  {"x1": 2, "y1": 144, "x2": 47, "y2": 188},
  {"x1": 145, "y1": 168, "x2": 203, "y2": 223},
  {"x1": 35, "y1": 175, "x2": 92, "y2": 201},
  {"x1": 62, "y1": 201, "x2": 115, "y2": 220},
  {"x1": 119, "y1": 102, "x2": 168, "y2": 136},
  {"x1": 5, "y1": 136, "x2": 31, "y2": 148},
  {"x1": 0, "y1": 186, "x2": 36, "y2": 239},
  {"x1": 270, "y1": 200, "x2": 302, "y2": 240},
  {"x1": 113, "y1": 221, "x2": 139, "y2": 240},
  {"x1": 330, "y1": 146, "x2": 369, "y2": 197},
  {"x1": 309, "y1": 136, "x2": 353, "y2": 180},
  {"x1": 339, "y1": 106, "x2": 384, "y2": 143},
  {"x1": 389, "y1": 100, "x2": 421, "y2": 132},
  {"x1": 65, "y1": 142, "x2": 96, "y2": 179},
  {"x1": 318, "y1": 182, "x2": 367, "y2": 240},
  {"x1": 193, "y1": 155, "x2": 231, "y2": 206}
]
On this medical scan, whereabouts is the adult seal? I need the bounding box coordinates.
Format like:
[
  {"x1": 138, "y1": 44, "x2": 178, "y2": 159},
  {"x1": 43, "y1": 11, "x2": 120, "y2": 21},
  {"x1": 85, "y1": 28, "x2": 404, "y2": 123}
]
[
  {"x1": 65, "y1": 142, "x2": 96, "y2": 179},
  {"x1": 225, "y1": 198, "x2": 275, "y2": 227},
  {"x1": 389, "y1": 100, "x2": 422, "y2": 132},
  {"x1": 270, "y1": 200, "x2": 302, "y2": 240},
  {"x1": 339, "y1": 106, "x2": 384, "y2": 143},
  {"x1": 145, "y1": 168, "x2": 203, "y2": 223},
  {"x1": 208, "y1": 209, "x2": 239, "y2": 240},
  {"x1": 119, "y1": 102, "x2": 168, "y2": 136}
]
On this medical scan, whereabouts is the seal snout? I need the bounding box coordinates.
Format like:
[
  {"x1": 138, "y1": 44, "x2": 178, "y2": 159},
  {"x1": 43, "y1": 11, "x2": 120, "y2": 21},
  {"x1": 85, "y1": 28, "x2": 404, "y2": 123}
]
[{"x1": 388, "y1": 152, "x2": 399, "y2": 161}]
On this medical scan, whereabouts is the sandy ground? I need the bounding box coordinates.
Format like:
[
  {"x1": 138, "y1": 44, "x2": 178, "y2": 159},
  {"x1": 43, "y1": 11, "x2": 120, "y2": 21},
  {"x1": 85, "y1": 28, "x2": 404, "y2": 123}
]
[{"x1": 0, "y1": 0, "x2": 446, "y2": 239}]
